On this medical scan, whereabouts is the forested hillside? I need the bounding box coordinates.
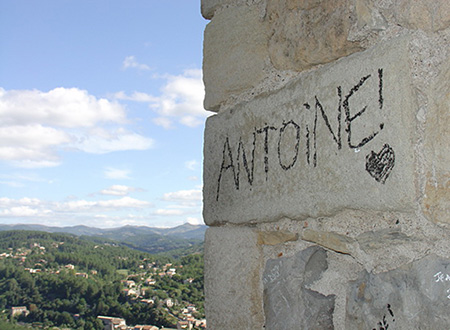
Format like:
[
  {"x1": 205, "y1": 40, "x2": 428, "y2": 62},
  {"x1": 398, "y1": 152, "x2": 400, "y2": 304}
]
[
  {"x1": 0, "y1": 230, "x2": 204, "y2": 329},
  {"x1": 0, "y1": 223, "x2": 207, "y2": 255}
]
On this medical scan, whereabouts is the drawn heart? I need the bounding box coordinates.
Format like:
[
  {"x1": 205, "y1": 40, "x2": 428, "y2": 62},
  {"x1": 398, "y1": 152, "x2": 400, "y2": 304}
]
[{"x1": 365, "y1": 144, "x2": 395, "y2": 184}]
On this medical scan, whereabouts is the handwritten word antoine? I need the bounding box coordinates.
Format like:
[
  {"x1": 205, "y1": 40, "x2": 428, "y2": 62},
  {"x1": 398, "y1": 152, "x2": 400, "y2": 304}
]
[{"x1": 216, "y1": 69, "x2": 390, "y2": 201}]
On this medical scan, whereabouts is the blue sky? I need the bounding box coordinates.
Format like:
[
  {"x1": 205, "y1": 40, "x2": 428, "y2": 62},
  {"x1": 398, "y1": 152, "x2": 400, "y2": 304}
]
[{"x1": 0, "y1": 1, "x2": 210, "y2": 228}]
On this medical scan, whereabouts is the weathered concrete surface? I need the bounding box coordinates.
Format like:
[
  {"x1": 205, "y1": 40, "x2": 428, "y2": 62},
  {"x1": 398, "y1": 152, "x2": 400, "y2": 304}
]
[
  {"x1": 346, "y1": 255, "x2": 450, "y2": 329},
  {"x1": 263, "y1": 246, "x2": 335, "y2": 329},
  {"x1": 204, "y1": 227, "x2": 264, "y2": 329},
  {"x1": 203, "y1": 5, "x2": 270, "y2": 111},
  {"x1": 266, "y1": 0, "x2": 364, "y2": 71},
  {"x1": 203, "y1": 37, "x2": 417, "y2": 225}
]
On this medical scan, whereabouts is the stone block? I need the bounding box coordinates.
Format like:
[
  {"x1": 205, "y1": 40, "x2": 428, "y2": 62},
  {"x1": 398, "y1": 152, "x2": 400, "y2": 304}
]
[
  {"x1": 201, "y1": 0, "x2": 266, "y2": 19},
  {"x1": 201, "y1": 0, "x2": 235, "y2": 20},
  {"x1": 203, "y1": 5, "x2": 270, "y2": 111},
  {"x1": 263, "y1": 246, "x2": 335, "y2": 329},
  {"x1": 346, "y1": 255, "x2": 450, "y2": 329},
  {"x1": 258, "y1": 230, "x2": 298, "y2": 245},
  {"x1": 353, "y1": 0, "x2": 387, "y2": 32},
  {"x1": 204, "y1": 227, "x2": 264, "y2": 329},
  {"x1": 423, "y1": 55, "x2": 450, "y2": 224},
  {"x1": 203, "y1": 37, "x2": 417, "y2": 225},
  {"x1": 266, "y1": 0, "x2": 363, "y2": 71},
  {"x1": 393, "y1": 0, "x2": 450, "y2": 32},
  {"x1": 302, "y1": 229, "x2": 354, "y2": 254}
]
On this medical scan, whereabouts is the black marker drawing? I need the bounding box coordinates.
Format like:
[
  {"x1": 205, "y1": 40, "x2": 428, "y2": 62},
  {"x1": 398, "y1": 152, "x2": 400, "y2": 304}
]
[
  {"x1": 372, "y1": 304, "x2": 395, "y2": 330},
  {"x1": 257, "y1": 124, "x2": 277, "y2": 181},
  {"x1": 343, "y1": 73, "x2": 384, "y2": 149},
  {"x1": 365, "y1": 144, "x2": 395, "y2": 184},
  {"x1": 216, "y1": 137, "x2": 238, "y2": 201},
  {"x1": 378, "y1": 68, "x2": 384, "y2": 110},
  {"x1": 215, "y1": 68, "x2": 389, "y2": 200},
  {"x1": 278, "y1": 120, "x2": 300, "y2": 170}
]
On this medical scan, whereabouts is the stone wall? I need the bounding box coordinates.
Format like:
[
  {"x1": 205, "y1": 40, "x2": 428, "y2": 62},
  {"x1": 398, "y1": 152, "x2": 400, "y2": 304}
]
[{"x1": 201, "y1": 0, "x2": 449, "y2": 329}]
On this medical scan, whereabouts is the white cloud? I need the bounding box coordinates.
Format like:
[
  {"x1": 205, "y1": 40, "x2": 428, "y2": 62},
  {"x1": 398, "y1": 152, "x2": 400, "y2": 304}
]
[
  {"x1": 0, "y1": 87, "x2": 154, "y2": 168},
  {"x1": 104, "y1": 167, "x2": 132, "y2": 180},
  {"x1": 153, "y1": 209, "x2": 185, "y2": 216},
  {"x1": 185, "y1": 160, "x2": 199, "y2": 171},
  {"x1": 100, "y1": 185, "x2": 142, "y2": 196},
  {"x1": 71, "y1": 128, "x2": 154, "y2": 154},
  {"x1": 112, "y1": 91, "x2": 157, "y2": 103},
  {"x1": 0, "y1": 87, "x2": 126, "y2": 128},
  {"x1": 0, "y1": 196, "x2": 152, "y2": 226},
  {"x1": 114, "y1": 69, "x2": 210, "y2": 129},
  {"x1": 179, "y1": 115, "x2": 204, "y2": 128},
  {"x1": 1, "y1": 206, "x2": 41, "y2": 217},
  {"x1": 0, "y1": 124, "x2": 71, "y2": 167},
  {"x1": 0, "y1": 197, "x2": 41, "y2": 208},
  {"x1": 186, "y1": 217, "x2": 203, "y2": 225},
  {"x1": 162, "y1": 189, "x2": 202, "y2": 203},
  {"x1": 0, "y1": 197, "x2": 52, "y2": 217},
  {"x1": 61, "y1": 197, "x2": 152, "y2": 212},
  {"x1": 151, "y1": 69, "x2": 207, "y2": 127},
  {"x1": 122, "y1": 56, "x2": 151, "y2": 71},
  {"x1": 152, "y1": 117, "x2": 173, "y2": 129},
  {"x1": 161, "y1": 189, "x2": 202, "y2": 209},
  {"x1": 0, "y1": 195, "x2": 202, "y2": 228},
  {"x1": 145, "y1": 189, "x2": 204, "y2": 223}
]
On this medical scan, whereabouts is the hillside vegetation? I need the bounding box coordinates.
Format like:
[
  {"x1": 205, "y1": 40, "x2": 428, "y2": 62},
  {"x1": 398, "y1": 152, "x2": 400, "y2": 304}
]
[
  {"x1": 0, "y1": 223, "x2": 207, "y2": 256},
  {"x1": 0, "y1": 230, "x2": 204, "y2": 329}
]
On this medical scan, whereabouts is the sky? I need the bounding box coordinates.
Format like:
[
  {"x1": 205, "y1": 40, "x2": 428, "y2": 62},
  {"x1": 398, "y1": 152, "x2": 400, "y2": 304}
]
[{"x1": 0, "y1": 1, "x2": 211, "y2": 228}]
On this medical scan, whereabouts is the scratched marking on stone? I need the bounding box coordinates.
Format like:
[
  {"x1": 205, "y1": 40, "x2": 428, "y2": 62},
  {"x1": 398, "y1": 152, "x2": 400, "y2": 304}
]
[
  {"x1": 263, "y1": 265, "x2": 281, "y2": 285},
  {"x1": 433, "y1": 271, "x2": 450, "y2": 299}
]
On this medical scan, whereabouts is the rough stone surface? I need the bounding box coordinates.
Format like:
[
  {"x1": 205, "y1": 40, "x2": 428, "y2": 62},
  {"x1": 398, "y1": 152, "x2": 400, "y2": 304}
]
[
  {"x1": 203, "y1": 5, "x2": 270, "y2": 111},
  {"x1": 201, "y1": 1, "x2": 450, "y2": 328},
  {"x1": 201, "y1": 0, "x2": 264, "y2": 20},
  {"x1": 263, "y1": 246, "x2": 335, "y2": 329},
  {"x1": 302, "y1": 229, "x2": 354, "y2": 254},
  {"x1": 266, "y1": 0, "x2": 364, "y2": 71},
  {"x1": 203, "y1": 37, "x2": 417, "y2": 225},
  {"x1": 204, "y1": 227, "x2": 264, "y2": 329},
  {"x1": 201, "y1": 0, "x2": 234, "y2": 19},
  {"x1": 351, "y1": 0, "x2": 450, "y2": 37},
  {"x1": 258, "y1": 230, "x2": 298, "y2": 245},
  {"x1": 346, "y1": 255, "x2": 450, "y2": 329},
  {"x1": 393, "y1": 0, "x2": 450, "y2": 32},
  {"x1": 423, "y1": 53, "x2": 450, "y2": 224},
  {"x1": 354, "y1": 0, "x2": 387, "y2": 32},
  {"x1": 355, "y1": 229, "x2": 413, "y2": 253}
]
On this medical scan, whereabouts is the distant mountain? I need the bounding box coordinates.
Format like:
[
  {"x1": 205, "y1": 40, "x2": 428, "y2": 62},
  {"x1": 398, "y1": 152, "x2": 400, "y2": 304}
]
[
  {"x1": 0, "y1": 223, "x2": 206, "y2": 239},
  {"x1": 154, "y1": 223, "x2": 209, "y2": 240},
  {"x1": 0, "y1": 223, "x2": 207, "y2": 255},
  {"x1": 0, "y1": 224, "x2": 105, "y2": 236}
]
